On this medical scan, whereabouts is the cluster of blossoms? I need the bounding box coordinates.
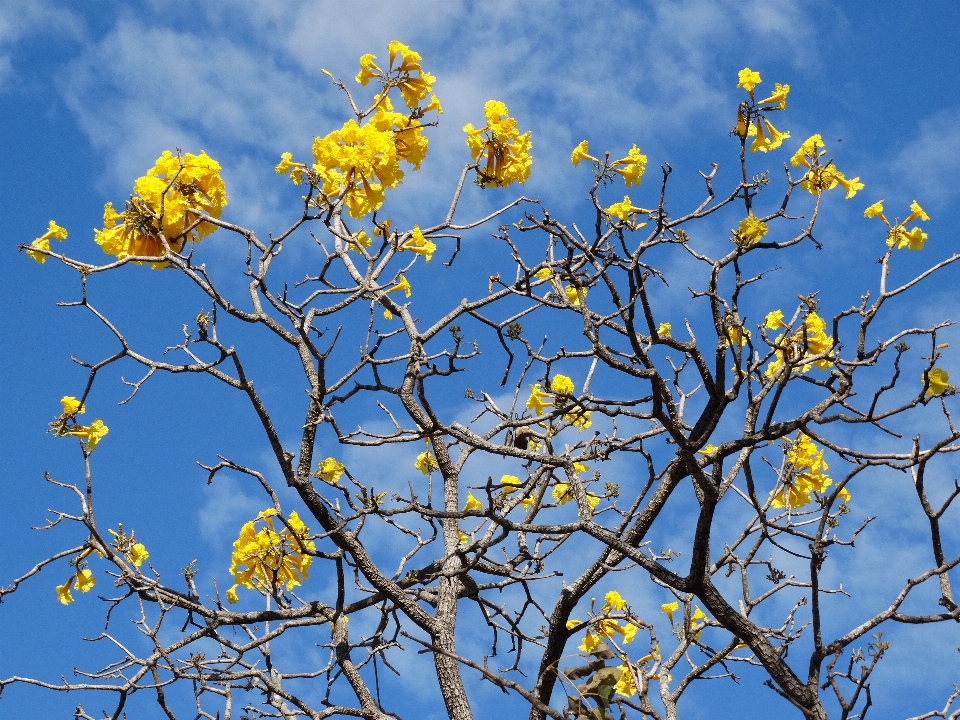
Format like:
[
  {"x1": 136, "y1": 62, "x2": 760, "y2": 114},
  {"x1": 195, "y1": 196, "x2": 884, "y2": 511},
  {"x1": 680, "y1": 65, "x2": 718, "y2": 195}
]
[
  {"x1": 534, "y1": 267, "x2": 589, "y2": 308},
  {"x1": 50, "y1": 396, "x2": 109, "y2": 451},
  {"x1": 525, "y1": 373, "x2": 592, "y2": 430},
  {"x1": 763, "y1": 309, "x2": 834, "y2": 377},
  {"x1": 95, "y1": 151, "x2": 227, "y2": 266},
  {"x1": 770, "y1": 432, "x2": 850, "y2": 509},
  {"x1": 28, "y1": 151, "x2": 227, "y2": 268},
  {"x1": 463, "y1": 100, "x2": 532, "y2": 188},
  {"x1": 864, "y1": 199, "x2": 931, "y2": 251},
  {"x1": 552, "y1": 462, "x2": 601, "y2": 513},
  {"x1": 660, "y1": 600, "x2": 708, "y2": 641},
  {"x1": 226, "y1": 508, "x2": 314, "y2": 604},
  {"x1": 55, "y1": 525, "x2": 149, "y2": 605},
  {"x1": 734, "y1": 67, "x2": 791, "y2": 154},
  {"x1": 276, "y1": 42, "x2": 441, "y2": 219},
  {"x1": 570, "y1": 140, "x2": 649, "y2": 228},
  {"x1": 791, "y1": 134, "x2": 863, "y2": 200},
  {"x1": 567, "y1": 591, "x2": 642, "y2": 698}
]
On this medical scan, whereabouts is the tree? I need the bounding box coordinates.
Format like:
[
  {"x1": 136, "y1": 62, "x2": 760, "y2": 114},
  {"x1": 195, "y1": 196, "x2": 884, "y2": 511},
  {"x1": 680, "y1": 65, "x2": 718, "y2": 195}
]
[{"x1": 4, "y1": 42, "x2": 960, "y2": 720}]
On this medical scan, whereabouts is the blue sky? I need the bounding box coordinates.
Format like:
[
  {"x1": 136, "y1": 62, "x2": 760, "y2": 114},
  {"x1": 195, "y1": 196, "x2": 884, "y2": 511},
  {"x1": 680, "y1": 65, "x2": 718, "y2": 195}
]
[{"x1": 3, "y1": 1, "x2": 960, "y2": 718}]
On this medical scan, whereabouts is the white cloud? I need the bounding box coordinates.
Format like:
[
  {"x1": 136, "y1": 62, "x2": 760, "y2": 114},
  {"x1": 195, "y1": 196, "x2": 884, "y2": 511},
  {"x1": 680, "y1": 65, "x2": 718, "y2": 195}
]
[
  {"x1": 0, "y1": 0, "x2": 82, "y2": 91},
  {"x1": 891, "y1": 108, "x2": 960, "y2": 208}
]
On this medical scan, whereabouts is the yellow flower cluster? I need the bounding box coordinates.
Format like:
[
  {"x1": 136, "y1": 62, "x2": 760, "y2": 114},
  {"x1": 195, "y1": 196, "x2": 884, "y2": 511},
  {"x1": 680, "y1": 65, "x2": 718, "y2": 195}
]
[
  {"x1": 552, "y1": 462, "x2": 600, "y2": 514},
  {"x1": 864, "y1": 199, "x2": 930, "y2": 251},
  {"x1": 355, "y1": 41, "x2": 438, "y2": 109},
  {"x1": 567, "y1": 589, "x2": 638, "y2": 654},
  {"x1": 790, "y1": 135, "x2": 863, "y2": 200},
  {"x1": 55, "y1": 525, "x2": 149, "y2": 605},
  {"x1": 500, "y1": 474, "x2": 535, "y2": 510},
  {"x1": 571, "y1": 140, "x2": 647, "y2": 186},
  {"x1": 661, "y1": 600, "x2": 708, "y2": 640},
  {"x1": 525, "y1": 374, "x2": 592, "y2": 430},
  {"x1": 278, "y1": 43, "x2": 440, "y2": 219},
  {"x1": 734, "y1": 67, "x2": 791, "y2": 153},
  {"x1": 50, "y1": 396, "x2": 109, "y2": 451},
  {"x1": 25, "y1": 220, "x2": 68, "y2": 264},
  {"x1": 226, "y1": 508, "x2": 314, "y2": 604},
  {"x1": 770, "y1": 432, "x2": 850, "y2": 509},
  {"x1": 95, "y1": 151, "x2": 227, "y2": 267},
  {"x1": 463, "y1": 100, "x2": 532, "y2": 188},
  {"x1": 764, "y1": 309, "x2": 833, "y2": 377}
]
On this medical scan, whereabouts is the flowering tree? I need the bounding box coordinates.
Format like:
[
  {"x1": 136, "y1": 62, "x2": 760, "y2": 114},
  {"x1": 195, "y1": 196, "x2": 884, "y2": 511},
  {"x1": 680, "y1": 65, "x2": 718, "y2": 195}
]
[{"x1": 6, "y1": 45, "x2": 960, "y2": 720}]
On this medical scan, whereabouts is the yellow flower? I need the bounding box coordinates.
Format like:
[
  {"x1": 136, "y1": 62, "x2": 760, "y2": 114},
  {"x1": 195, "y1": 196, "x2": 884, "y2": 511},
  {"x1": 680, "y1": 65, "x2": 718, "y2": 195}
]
[
  {"x1": 614, "y1": 665, "x2": 638, "y2": 697},
  {"x1": 315, "y1": 457, "x2": 345, "y2": 484},
  {"x1": 749, "y1": 116, "x2": 790, "y2": 153},
  {"x1": 790, "y1": 134, "x2": 825, "y2": 168},
  {"x1": 563, "y1": 284, "x2": 586, "y2": 306},
  {"x1": 422, "y1": 93, "x2": 443, "y2": 114},
  {"x1": 463, "y1": 100, "x2": 532, "y2": 187},
  {"x1": 612, "y1": 144, "x2": 647, "y2": 186},
  {"x1": 387, "y1": 274, "x2": 412, "y2": 298},
  {"x1": 383, "y1": 308, "x2": 393, "y2": 320},
  {"x1": 526, "y1": 384, "x2": 554, "y2": 415},
  {"x1": 550, "y1": 374, "x2": 576, "y2": 395},
  {"x1": 59, "y1": 417, "x2": 110, "y2": 451},
  {"x1": 225, "y1": 586, "x2": 239, "y2": 604},
  {"x1": 55, "y1": 578, "x2": 74, "y2": 605},
  {"x1": 458, "y1": 529, "x2": 470, "y2": 545},
  {"x1": 228, "y1": 509, "x2": 315, "y2": 602},
  {"x1": 414, "y1": 451, "x2": 439, "y2": 475},
  {"x1": 657, "y1": 322, "x2": 671, "y2": 337},
  {"x1": 756, "y1": 82, "x2": 790, "y2": 110},
  {"x1": 565, "y1": 407, "x2": 592, "y2": 431},
  {"x1": 400, "y1": 225, "x2": 436, "y2": 262},
  {"x1": 570, "y1": 140, "x2": 598, "y2": 166},
  {"x1": 905, "y1": 200, "x2": 930, "y2": 224},
  {"x1": 737, "y1": 67, "x2": 762, "y2": 96},
  {"x1": 60, "y1": 396, "x2": 85, "y2": 417},
  {"x1": 74, "y1": 568, "x2": 96, "y2": 593},
  {"x1": 128, "y1": 543, "x2": 149, "y2": 568},
  {"x1": 463, "y1": 493, "x2": 483, "y2": 512},
  {"x1": 275, "y1": 152, "x2": 306, "y2": 185},
  {"x1": 864, "y1": 200, "x2": 889, "y2": 225},
  {"x1": 764, "y1": 310, "x2": 786, "y2": 329},
  {"x1": 350, "y1": 230, "x2": 372, "y2": 254},
  {"x1": 355, "y1": 53, "x2": 382, "y2": 85},
  {"x1": 603, "y1": 591, "x2": 627, "y2": 611},
  {"x1": 26, "y1": 220, "x2": 69, "y2": 264},
  {"x1": 661, "y1": 601, "x2": 679, "y2": 624},
  {"x1": 732, "y1": 215, "x2": 769, "y2": 247},
  {"x1": 605, "y1": 195, "x2": 648, "y2": 224},
  {"x1": 924, "y1": 367, "x2": 953, "y2": 397},
  {"x1": 534, "y1": 267, "x2": 552, "y2": 280}
]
